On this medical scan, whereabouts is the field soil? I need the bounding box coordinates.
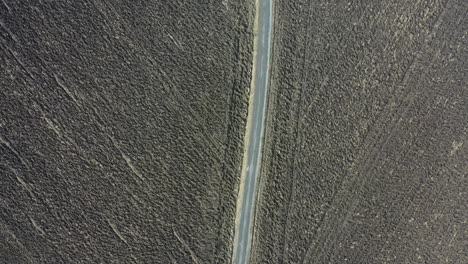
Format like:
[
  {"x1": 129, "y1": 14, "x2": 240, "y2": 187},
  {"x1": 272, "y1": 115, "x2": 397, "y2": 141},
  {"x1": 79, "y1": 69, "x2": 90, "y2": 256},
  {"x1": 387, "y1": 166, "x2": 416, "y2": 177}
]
[
  {"x1": 252, "y1": 0, "x2": 467, "y2": 263},
  {"x1": 0, "y1": 1, "x2": 254, "y2": 263}
]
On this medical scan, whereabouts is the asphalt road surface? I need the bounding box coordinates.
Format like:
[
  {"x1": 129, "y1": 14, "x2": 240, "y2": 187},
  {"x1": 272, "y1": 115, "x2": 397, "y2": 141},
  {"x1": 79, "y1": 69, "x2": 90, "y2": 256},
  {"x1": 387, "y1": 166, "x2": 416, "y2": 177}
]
[{"x1": 232, "y1": 0, "x2": 273, "y2": 263}]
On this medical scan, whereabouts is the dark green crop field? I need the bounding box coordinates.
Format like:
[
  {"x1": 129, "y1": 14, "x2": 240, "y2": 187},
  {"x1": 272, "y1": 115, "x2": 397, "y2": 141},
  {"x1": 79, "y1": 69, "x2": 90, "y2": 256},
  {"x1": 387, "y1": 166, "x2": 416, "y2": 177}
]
[
  {"x1": 252, "y1": 0, "x2": 467, "y2": 263},
  {"x1": 0, "y1": 1, "x2": 254, "y2": 263}
]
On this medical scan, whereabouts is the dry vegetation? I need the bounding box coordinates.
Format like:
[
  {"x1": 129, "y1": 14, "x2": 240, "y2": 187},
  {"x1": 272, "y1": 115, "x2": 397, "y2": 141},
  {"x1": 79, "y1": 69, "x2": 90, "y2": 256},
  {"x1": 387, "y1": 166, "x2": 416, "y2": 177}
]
[
  {"x1": 252, "y1": 0, "x2": 467, "y2": 263},
  {"x1": 0, "y1": 0, "x2": 254, "y2": 263}
]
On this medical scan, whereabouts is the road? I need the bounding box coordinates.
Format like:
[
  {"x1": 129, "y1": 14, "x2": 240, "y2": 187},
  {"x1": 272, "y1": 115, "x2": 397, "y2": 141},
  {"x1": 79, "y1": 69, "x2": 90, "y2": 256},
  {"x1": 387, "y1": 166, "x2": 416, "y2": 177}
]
[{"x1": 232, "y1": 0, "x2": 273, "y2": 263}]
